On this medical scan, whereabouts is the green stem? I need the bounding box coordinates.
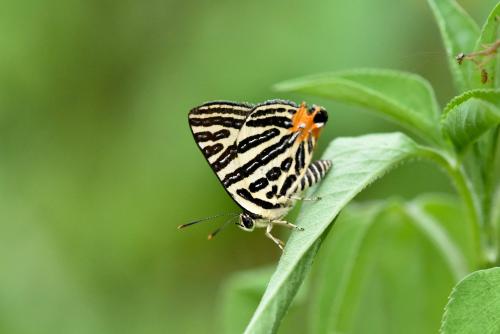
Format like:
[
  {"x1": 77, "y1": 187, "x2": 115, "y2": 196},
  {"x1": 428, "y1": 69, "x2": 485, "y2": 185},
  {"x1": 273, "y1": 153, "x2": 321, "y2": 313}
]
[
  {"x1": 493, "y1": 129, "x2": 500, "y2": 265},
  {"x1": 418, "y1": 147, "x2": 486, "y2": 267},
  {"x1": 449, "y1": 165, "x2": 488, "y2": 267},
  {"x1": 451, "y1": 165, "x2": 492, "y2": 267},
  {"x1": 484, "y1": 127, "x2": 500, "y2": 264},
  {"x1": 494, "y1": 186, "x2": 500, "y2": 266}
]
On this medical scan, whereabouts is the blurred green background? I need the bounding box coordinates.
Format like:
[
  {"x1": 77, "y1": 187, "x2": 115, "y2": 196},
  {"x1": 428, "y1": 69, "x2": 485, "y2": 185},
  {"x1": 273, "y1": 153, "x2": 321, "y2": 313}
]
[{"x1": 0, "y1": 0, "x2": 497, "y2": 333}]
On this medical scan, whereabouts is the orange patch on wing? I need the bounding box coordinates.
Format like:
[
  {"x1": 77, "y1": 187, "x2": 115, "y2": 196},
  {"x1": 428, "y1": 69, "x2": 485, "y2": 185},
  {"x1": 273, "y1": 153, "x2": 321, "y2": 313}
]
[{"x1": 291, "y1": 102, "x2": 323, "y2": 141}]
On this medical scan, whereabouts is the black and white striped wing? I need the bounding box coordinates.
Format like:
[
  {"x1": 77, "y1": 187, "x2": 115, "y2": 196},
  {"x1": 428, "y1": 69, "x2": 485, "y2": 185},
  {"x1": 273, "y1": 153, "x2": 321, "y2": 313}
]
[
  {"x1": 223, "y1": 100, "x2": 318, "y2": 220},
  {"x1": 188, "y1": 101, "x2": 253, "y2": 184}
]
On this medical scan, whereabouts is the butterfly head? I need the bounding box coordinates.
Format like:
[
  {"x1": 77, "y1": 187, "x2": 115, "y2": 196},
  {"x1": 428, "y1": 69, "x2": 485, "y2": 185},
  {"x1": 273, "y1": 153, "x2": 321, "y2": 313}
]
[
  {"x1": 292, "y1": 102, "x2": 328, "y2": 141},
  {"x1": 311, "y1": 106, "x2": 328, "y2": 127},
  {"x1": 237, "y1": 212, "x2": 255, "y2": 232}
]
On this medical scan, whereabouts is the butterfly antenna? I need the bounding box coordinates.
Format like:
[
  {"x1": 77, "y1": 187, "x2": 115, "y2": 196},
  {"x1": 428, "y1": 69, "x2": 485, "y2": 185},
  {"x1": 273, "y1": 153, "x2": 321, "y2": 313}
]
[
  {"x1": 177, "y1": 212, "x2": 239, "y2": 229},
  {"x1": 207, "y1": 216, "x2": 237, "y2": 240}
]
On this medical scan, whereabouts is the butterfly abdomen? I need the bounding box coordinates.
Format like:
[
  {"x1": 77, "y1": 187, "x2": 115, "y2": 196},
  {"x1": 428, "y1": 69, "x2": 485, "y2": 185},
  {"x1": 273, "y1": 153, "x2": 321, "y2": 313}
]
[{"x1": 297, "y1": 160, "x2": 333, "y2": 192}]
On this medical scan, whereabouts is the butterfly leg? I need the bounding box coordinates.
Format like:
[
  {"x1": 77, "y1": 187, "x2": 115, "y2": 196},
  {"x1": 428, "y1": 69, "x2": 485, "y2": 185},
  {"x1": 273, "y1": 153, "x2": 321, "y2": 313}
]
[
  {"x1": 272, "y1": 220, "x2": 305, "y2": 231},
  {"x1": 288, "y1": 195, "x2": 321, "y2": 201},
  {"x1": 265, "y1": 223, "x2": 285, "y2": 251}
]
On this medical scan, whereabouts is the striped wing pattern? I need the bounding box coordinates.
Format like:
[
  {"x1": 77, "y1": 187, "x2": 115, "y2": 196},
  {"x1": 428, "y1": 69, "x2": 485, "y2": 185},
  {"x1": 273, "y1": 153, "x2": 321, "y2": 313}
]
[
  {"x1": 188, "y1": 101, "x2": 253, "y2": 184},
  {"x1": 228, "y1": 100, "x2": 318, "y2": 219},
  {"x1": 188, "y1": 99, "x2": 329, "y2": 222}
]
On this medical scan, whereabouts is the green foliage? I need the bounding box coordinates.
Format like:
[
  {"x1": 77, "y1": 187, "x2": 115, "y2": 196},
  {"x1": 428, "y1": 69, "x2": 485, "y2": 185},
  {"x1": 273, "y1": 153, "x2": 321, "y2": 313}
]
[
  {"x1": 218, "y1": 1, "x2": 500, "y2": 333},
  {"x1": 275, "y1": 69, "x2": 442, "y2": 145},
  {"x1": 11, "y1": 0, "x2": 490, "y2": 333},
  {"x1": 243, "y1": 133, "x2": 436, "y2": 333},
  {"x1": 218, "y1": 267, "x2": 273, "y2": 334},
  {"x1": 426, "y1": 0, "x2": 480, "y2": 92},
  {"x1": 440, "y1": 267, "x2": 500, "y2": 333},
  {"x1": 473, "y1": 2, "x2": 500, "y2": 88},
  {"x1": 441, "y1": 90, "x2": 500, "y2": 151},
  {"x1": 219, "y1": 266, "x2": 310, "y2": 334},
  {"x1": 312, "y1": 197, "x2": 463, "y2": 334}
]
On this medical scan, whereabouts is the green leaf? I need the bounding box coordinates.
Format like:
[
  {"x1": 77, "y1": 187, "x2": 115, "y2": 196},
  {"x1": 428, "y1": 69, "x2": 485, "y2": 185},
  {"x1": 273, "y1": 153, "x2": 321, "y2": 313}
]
[
  {"x1": 275, "y1": 69, "x2": 442, "y2": 145},
  {"x1": 244, "y1": 133, "x2": 446, "y2": 334},
  {"x1": 426, "y1": 0, "x2": 480, "y2": 92},
  {"x1": 218, "y1": 266, "x2": 274, "y2": 334},
  {"x1": 405, "y1": 200, "x2": 469, "y2": 280},
  {"x1": 472, "y1": 1, "x2": 500, "y2": 89},
  {"x1": 311, "y1": 198, "x2": 462, "y2": 334},
  {"x1": 218, "y1": 266, "x2": 311, "y2": 334},
  {"x1": 441, "y1": 89, "x2": 500, "y2": 151},
  {"x1": 309, "y1": 202, "x2": 383, "y2": 334},
  {"x1": 412, "y1": 194, "x2": 476, "y2": 270},
  {"x1": 441, "y1": 267, "x2": 500, "y2": 333}
]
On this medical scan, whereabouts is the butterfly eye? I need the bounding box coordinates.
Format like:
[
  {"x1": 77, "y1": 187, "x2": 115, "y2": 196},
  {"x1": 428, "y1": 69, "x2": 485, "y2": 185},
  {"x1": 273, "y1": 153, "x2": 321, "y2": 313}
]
[
  {"x1": 313, "y1": 109, "x2": 328, "y2": 124},
  {"x1": 239, "y1": 213, "x2": 255, "y2": 231}
]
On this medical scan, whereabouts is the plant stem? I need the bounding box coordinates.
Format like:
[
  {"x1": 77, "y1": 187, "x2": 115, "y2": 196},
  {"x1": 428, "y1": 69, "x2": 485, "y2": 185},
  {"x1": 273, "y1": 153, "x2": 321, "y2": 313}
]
[
  {"x1": 492, "y1": 128, "x2": 500, "y2": 265},
  {"x1": 450, "y1": 165, "x2": 492, "y2": 267},
  {"x1": 418, "y1": 147, "x2": 486, "y2": 267},
  {"x1": 483, "y1": 127, "x2": 500, "y2": 265},
  {"x1": 493, "y1": 186, "x2": 500, "y2": 266}
]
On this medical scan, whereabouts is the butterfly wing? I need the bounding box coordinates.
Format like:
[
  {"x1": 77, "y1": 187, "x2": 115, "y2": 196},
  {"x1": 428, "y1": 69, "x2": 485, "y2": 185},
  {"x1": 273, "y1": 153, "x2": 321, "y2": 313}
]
[
  {"x1": 188, "y1": 101, "x2": 253, "y2": 185},
  {"x1": 223, "y1": 100, "x2": 321, "y2": 220}
]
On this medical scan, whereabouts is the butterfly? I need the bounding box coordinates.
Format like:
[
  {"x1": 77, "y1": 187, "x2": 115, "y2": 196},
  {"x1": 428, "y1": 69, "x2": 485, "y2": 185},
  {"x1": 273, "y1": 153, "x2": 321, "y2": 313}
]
[{"x1": 181, "y1": 99, "x2": 331, "y2": 250}]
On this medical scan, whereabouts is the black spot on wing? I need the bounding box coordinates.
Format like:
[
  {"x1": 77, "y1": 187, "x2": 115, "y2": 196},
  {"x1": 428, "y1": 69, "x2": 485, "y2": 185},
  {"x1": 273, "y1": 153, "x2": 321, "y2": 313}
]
[
  {"x1": 236, "y1": 188, "x2": 281, "y2": 210},
  {"x1": 265, "y1": 185, "x2": 279, "y2": 199},
  {"x1": 202, "y1": 143, "x2": 224, "y2": 158},
  {"x1": 266, "y1": 185, "x2": 278, "y2": 199},
  {"x1": 212, "y1": 144, "x2": 237, "y2": 172},
  {"x1": 266, "y1": 167, "x2": 282, "y2": 181},
  {"x1": 194, "y1": 129, "x2": 231, "y2": 142},
  {"x1": 279, "y1": 175, "x2": 297, "y2": 196},
  {"x1": 281, "y1": 157, "x2": 293, "y2": 171},
  {"x1": 249, "y1": 177, "x2": 269, "y2": 193},
  {"x1": 245, "y1": 116, "x2": 292, "y2": 129},
  {"x1": 189, "y1": 116, "x2": 243, "y2": 129}
]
